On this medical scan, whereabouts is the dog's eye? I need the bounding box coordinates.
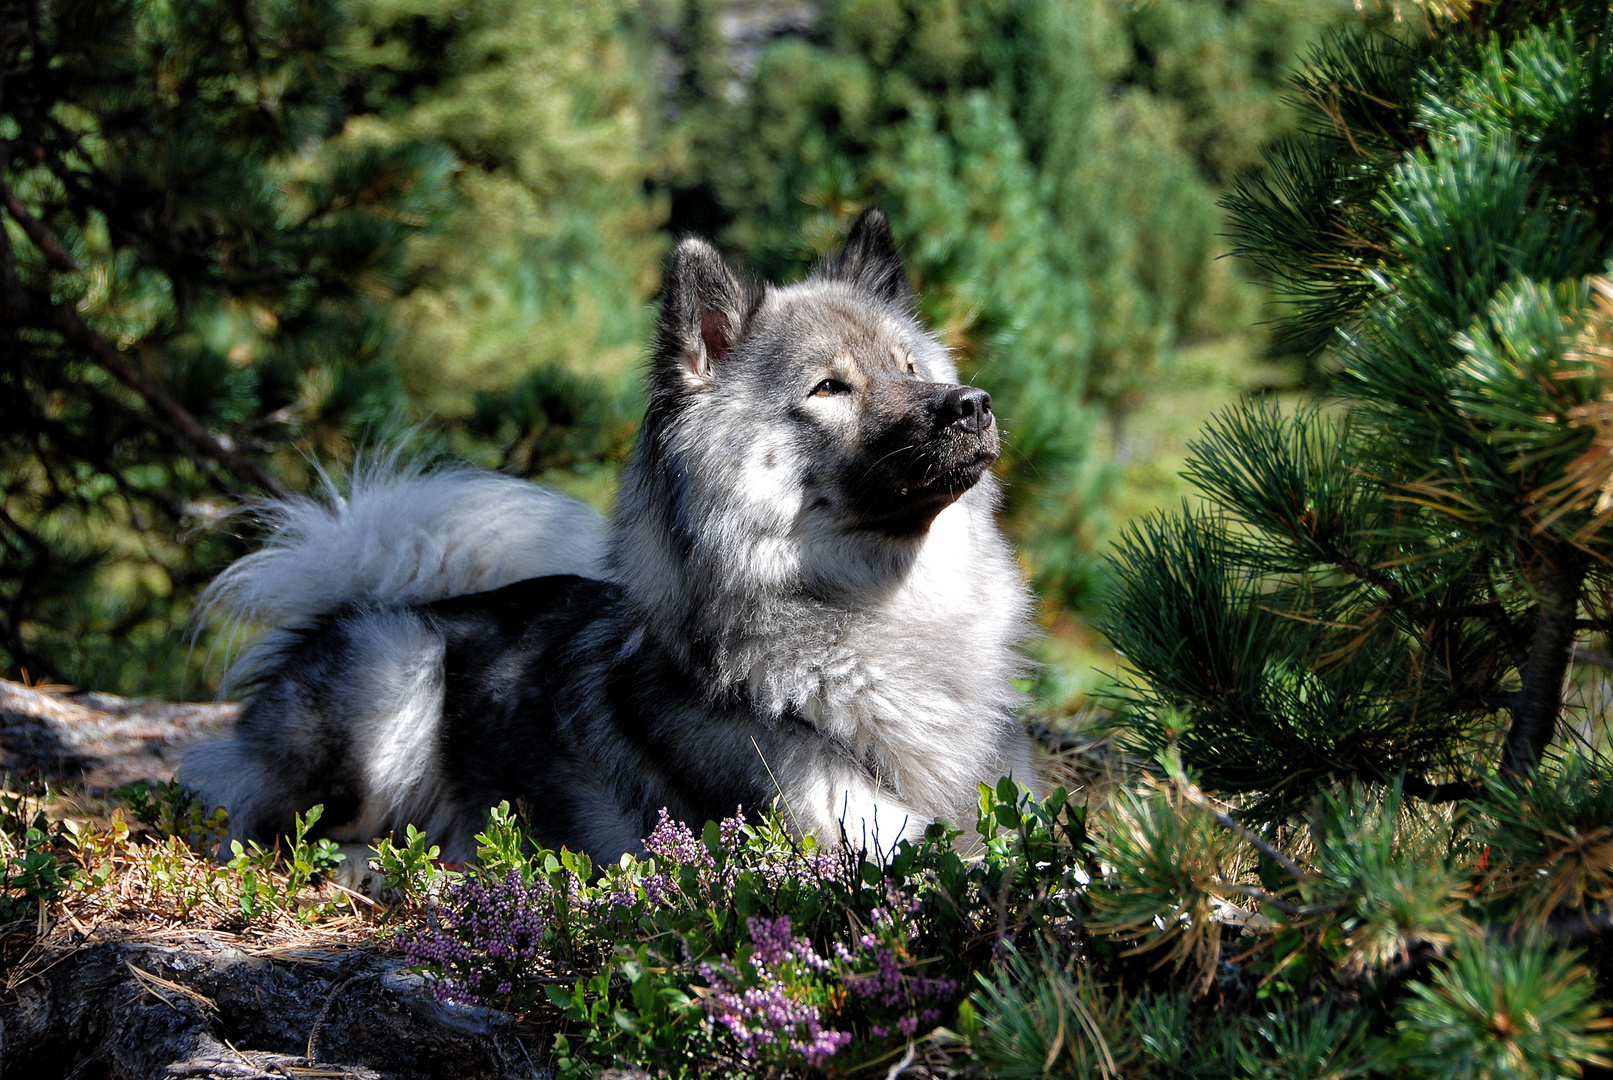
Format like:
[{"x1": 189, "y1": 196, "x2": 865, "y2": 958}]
[
  {"x1": 906, "y1": 361, "x2": 917, "y2": 376},
  {"x1": 811, "y1": 379, "x2": 851, "y2": 397}
]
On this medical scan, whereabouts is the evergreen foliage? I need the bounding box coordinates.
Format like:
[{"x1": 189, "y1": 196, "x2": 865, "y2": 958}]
[
  {"x1": 1, "y1": 0, "x2": 443, "y2": 691},
  {"x1": 0, "y1": 0, "x2": 1368, "y2": 691},
  {"x1": 13, "y1": 2, "x2": 1613, "y2": 1074},
  {"x1": 0, "y1": 0, "x2": 658, "y2": 694},
  {"x1": 1112, "y1": 1, "x2": 1613, "y2": 813},
  {"x1": 1035, "y1": 4, "x2": 1613, "y2": 1072}
]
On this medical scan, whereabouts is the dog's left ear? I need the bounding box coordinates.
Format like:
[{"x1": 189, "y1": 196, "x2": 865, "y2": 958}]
[
  {"x1": 819, "y1": 208, "x2": 912, "y2": 307},
  {"x1": 656, "y1": 237, "x2": 756, "y2": 388}
]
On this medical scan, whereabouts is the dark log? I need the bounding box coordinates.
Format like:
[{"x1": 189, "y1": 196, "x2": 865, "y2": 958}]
[
  {"x1": 1, "y1": 934, "x2": 552, "y2": 1079},
  {"x1": 0, "y1": 679, "x2": 235, "y2": 790}
]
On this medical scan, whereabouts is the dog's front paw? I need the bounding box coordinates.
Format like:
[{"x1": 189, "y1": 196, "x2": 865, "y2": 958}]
[{"x1": 327, "y1": 842, "x2": 387, "y2": 900}]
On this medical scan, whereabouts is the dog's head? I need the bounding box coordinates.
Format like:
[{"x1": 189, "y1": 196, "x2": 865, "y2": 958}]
[{"x1": 641, "y1": 209, "x2": 999, "y2": 542}]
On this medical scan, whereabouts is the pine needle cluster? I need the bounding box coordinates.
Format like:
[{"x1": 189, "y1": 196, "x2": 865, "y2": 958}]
[{"x1": 0, "y1": 0, "x2": 658, "y2": 694}]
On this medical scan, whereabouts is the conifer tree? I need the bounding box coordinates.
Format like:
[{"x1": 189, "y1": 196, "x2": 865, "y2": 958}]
[
  {"x1": 985, "y1": 15, "x2": 1613, "y2": 1070},
  {"x1": 1107, "y1": 0, "x2": 1613, "y2": 815},
  {"x1": 0, "y1": 0, "x2": 660, "y2": 694},
  {"x1": 0, "y1": 0, "x2": 454, "y2": 691},
  {"x1": 345, "y1": 0, "x2": 664, "y2": 466}
]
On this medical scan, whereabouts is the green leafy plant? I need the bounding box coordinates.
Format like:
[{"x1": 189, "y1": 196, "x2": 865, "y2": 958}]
[
  {"x1": 371, "y1": 823, "x2": 444, "y2": 903},
  {"x1": 0, "y1": 789, "x2": 72, "y2": 922},
  {"x1": 110, "y1": 780, "x2": 229, "y2": 853},
  {"x1": 226, "y1": 804, "x2": 345, "y2": 922}
]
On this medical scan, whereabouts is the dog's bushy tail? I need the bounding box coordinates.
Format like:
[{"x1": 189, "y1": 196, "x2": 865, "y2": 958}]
[{"x1": 201, "y1": 459, "x2": 609, "y2": 689}]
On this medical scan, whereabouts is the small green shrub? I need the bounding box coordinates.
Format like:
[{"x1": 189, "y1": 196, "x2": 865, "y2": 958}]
[
  {"x1": 0, "y1": 782, "x2": 72, "y2": 921},
  {"x1": 110, "y1": 780, "x2": 228, "y2": 852},
  {"x1": 226, "y1": 804, "x2": 346, "y2": 922}
]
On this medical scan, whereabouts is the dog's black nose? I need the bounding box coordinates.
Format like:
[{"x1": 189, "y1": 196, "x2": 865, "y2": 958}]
[{"x1": 938, "y1": 385, "x2": 992, "y2": 434}]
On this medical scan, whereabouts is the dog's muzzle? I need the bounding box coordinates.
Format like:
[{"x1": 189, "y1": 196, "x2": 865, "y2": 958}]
[{"x1": 847, "y1": 382, "x2": 1000, "y2": 534}]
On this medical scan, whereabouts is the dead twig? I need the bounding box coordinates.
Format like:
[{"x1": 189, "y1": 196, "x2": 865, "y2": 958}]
[
  {"x1": 883, "y1": 1041, "x2": 918, "y2": 1080},
  {"x1": 1175, "y1": 780, "x2": 1307, "y2": 880},
  {"x1": 307, "y1": 973, "x2": 359, "y2": 1064}
]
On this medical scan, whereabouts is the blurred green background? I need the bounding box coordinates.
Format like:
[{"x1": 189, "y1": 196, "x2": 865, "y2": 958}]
[{"x1": 0, "y1": 0, "x2": 1384, "y2": 703}]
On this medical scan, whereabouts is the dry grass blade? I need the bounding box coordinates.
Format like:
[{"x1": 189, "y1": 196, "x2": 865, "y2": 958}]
[
  {"x1": 125, "y1": 959, "x2": 219, "y2": 1017},
  {"x1": 882, "y1": 1041, "x2": 918, "y2": 1080},
  {"x1": 1041, "y1": 980, "x2": 1068, "y2": 1072}
]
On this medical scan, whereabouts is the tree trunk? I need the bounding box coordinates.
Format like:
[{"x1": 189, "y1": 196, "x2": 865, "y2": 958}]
[{"x1": 1502, "y1": 548, "x2": 1589, "y2": 777}]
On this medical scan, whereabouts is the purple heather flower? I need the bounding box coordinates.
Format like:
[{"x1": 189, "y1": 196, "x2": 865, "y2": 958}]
[
  {"x1": 403, "y1": 870, "x2": 549, "y2": 1006},
  {"x1": 699, "y1": 939, "x2": 851, "y2": 1068},
  {"x1": 719, "y1": 807, "x2": 746, "y2": 851},
  {"x1": 643, "y1": 808, "x2": 708, "y2": 868}
]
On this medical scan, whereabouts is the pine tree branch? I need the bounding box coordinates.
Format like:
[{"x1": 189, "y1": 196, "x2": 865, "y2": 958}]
[
  {"x1": 1487, "y1": 578, "x2": 1531, "y2": 668},
  {"x1": 1174, "y1": 780, "x2": 1307, "y2": 880},
  {"x1": 42, "y1": 300, "x2": 291, "y2": 499},
  {"x1": 1213, "y1": 882, "x2": 1305, "y2": 916},
  {"x1": 0, "y1": 209, "x2": 289, "y2": 501},
  {"x1": 0, "y1": 180, "x2": 286, "y2": 501},
  {"x1": 1571, "y1": 646, "x2": 1613, "y2": 669},
  {"x1": 1310, "y1": 534, "x2": 1533, "y2": 668},
  {"x1": 0, "y1": 175, "x2": 79, "y2": 273},
  {"x1": 1315, "y1": 536, "x2": 1518, "y2": 628},
  {"x1": 71, "y1": 371, "x2": 252, "y2": 503}
]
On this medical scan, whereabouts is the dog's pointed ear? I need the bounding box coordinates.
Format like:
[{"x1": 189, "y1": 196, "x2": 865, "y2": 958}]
[
  {"x1": 657, "y1": 237, "x2": 754, "y2": 387},
  {"x1": 819, "y1": 208, "x2": 911, "y2": 306}
]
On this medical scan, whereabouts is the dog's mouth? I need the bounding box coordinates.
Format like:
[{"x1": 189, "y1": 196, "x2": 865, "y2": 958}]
[{"x1": 851, "y1": 427, "x2": 1000, "y2": 535}]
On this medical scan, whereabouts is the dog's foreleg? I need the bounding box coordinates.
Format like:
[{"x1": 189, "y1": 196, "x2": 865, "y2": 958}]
[{"x1": 783, "y1": 758, "x2": 926, "y2": 859}]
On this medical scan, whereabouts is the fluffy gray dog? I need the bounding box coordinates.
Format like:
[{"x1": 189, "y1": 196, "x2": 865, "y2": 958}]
[{"x1": 182, "y1": 209, "x2": 1038, "y2": 866}]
